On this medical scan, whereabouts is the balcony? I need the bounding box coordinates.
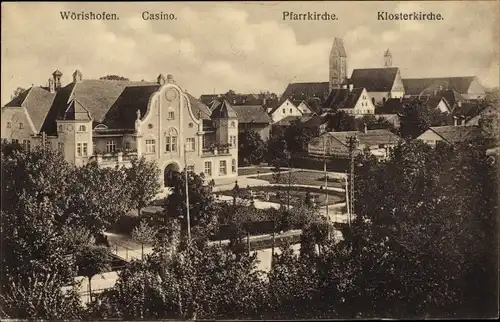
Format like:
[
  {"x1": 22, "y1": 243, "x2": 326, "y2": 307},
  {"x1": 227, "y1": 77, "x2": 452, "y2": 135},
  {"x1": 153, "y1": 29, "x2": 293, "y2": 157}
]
[
  {"x1": 89, "y1": 149, "x2": 138, "y2": 166},
  {"x1": 202, "y1": 143, "x2": 232, "y2": 157}
]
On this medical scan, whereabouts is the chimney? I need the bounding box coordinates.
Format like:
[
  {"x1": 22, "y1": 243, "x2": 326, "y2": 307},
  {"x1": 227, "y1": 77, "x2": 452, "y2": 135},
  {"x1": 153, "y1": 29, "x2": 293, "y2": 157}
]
[
  {"x1": 48, "y1": 78, "x2": 55, "y2": 93},
  {"x1": 349, "y1": 84, "x2": 353, "y2": 92},
  {"x1": 72, "y1": 70, "x2": 83, "y2": 83},
  {"x1": 166, "y1": 74, "x2": 174, "y2": 83},
  {"x1": 157, "y1": 74, "x2": 166, "y2": 85},
  {"x1": 52, "y1": 70, "x2": 63, "y2": 90},
  {"x1": 263, "y1": 97, "x2": 267, "y2": 106},
  {"x1": 453, "y1": 116, "x2": 458, "y2": 126},
  {"x1": 342, "y1": 84, "x2": 348, "y2": 89},
  {"x1": 460, "y1": 115, "x2": 466, "y2": 126},
  {"x1": 457, "y1": 101, "x2": 462, "y2": 108}
]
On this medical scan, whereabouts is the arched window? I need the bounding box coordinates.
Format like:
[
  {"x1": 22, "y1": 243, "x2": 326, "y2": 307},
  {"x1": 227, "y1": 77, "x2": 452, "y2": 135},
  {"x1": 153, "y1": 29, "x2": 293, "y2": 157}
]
[
  {"x1": 382, "y1": 97, "x2": 386, "y2": 104},
  {"x1": 78, "y1": 124, "x2": 87, "y2": 132},
  {"x1": 372, "y1": 97, "x2": 375, "y2": 105},
  {"x1": 165, "y1": 127, "x2": 178, "y2": 152}
]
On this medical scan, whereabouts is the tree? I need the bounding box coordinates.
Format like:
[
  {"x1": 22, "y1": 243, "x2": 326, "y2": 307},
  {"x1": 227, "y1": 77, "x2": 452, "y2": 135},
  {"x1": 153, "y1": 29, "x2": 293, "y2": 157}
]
[
  {"x1": 99, "y1": 75, "x2": 129, "y2": 81},
  {"x1": 355, "y1": 115, "x2": 397, "y2": 132},
  {"x1": 238, "y1": 129, "x2": 266, "y2": 166},
  {"x1": 125, "y1": 156, "x2": 162, "y2": 216},
  {"x1": 398, "y1": 101, "x2": 451, "y2": 139},
  {"x1": 163, "y1": 171, "x2": 219, "y2": 244},
  {"x1": 345, "y1": 139, "x2": 498, "y2": 317},
  {"x1": 64, "y1": 163, "x2": 134, "y2": 235},
  {"x1": 325, "y1": 111, "x2": 357, "y2": 132},
  {"x1": 132, "y1": 220, "x2": 158, "y2": 259},
  {"x1": 75, "y1": 245, "x2": 111, "y2": 302},
  {"x1": 266, "y1": 126, "x2": 290, "y2": 168},
  {"x1": 284, "y1": 119, "x2": 319, "y2": 155}
]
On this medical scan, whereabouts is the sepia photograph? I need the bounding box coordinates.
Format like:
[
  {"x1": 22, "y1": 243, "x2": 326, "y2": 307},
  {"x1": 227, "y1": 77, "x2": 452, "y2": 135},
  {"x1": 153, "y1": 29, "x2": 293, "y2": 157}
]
[{"x1": 1, "y1": 1, "x2": 499, "y2": 320}]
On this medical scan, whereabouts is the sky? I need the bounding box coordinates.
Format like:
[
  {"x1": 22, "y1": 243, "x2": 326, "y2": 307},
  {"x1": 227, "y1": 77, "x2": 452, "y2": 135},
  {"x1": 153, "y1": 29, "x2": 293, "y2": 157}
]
[{"x1": 1, "y1": 1, "x2": 499, "y2": 105}]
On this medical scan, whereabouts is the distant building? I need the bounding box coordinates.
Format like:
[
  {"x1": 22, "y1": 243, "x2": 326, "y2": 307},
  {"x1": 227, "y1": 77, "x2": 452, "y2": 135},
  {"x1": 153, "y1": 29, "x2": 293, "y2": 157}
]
[
  {"x1": 416, "y1": 124, "x2": 491, "y2": 146},
  {"x1": 323, "y1": 86, "x2": 375, "y2": 116},
  {"x1": 308, "y1": 128, "x2": 400, "y2": 160},
  {"x1": 384, "y1": 49, "x2": 393, "y2": 68},
  {"x1": 1, "y1": 70, "x2": 239, "y2": 186},
  {"x1": 402, "y1": 76, "x2": 486, "y2": 100},
  {"x1": 269, "y1": 98, "x2": 313, "y2": 123},
  {"x1": 350, "y1": 67, "x2": 405, "y2": 106},
  {"x1": 231, "y1": 105, "x2": 272, "y2": 141}
]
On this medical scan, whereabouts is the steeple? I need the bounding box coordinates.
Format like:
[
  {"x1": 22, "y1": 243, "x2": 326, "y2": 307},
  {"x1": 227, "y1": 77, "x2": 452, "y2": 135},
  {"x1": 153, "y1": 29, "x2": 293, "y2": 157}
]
[
  {"x1": 384, "y1": 49, "x2": 392, "y2": 68},
  {"x1": 329, "y1": 38, "x2": 348, "y2": 91}
]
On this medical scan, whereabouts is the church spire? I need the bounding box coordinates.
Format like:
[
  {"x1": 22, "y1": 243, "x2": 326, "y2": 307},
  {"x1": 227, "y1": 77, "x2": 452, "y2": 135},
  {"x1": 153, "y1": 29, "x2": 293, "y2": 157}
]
[
  {"x1": 384, "y1": 49, "x2": 392, "y2": 67},
  {"x1": 329, "y1": 37, "x2": 348, "y2": 91}
]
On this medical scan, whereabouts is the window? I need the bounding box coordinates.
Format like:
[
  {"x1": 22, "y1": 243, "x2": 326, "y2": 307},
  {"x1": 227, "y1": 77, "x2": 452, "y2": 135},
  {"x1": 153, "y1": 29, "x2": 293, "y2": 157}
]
[
  {"x1": 78, "y1": 125, "x2": 87, "y2": 132},
  {"x1": 58, "y1": 142, "x2": 64, "y2": 153},
  {"x1": 282, "y1": 108, "x2": 286, "y2": 114},
  {"x1": 289, "y1": 108, "x2": 293, "y2": 113},
  {"x1": 167, "y1": 110, "x2": 175, "y2": 120},
  {"x1": 19, "y1": 123, "x2": 23, "y2": 129},
  {"x1": 7, "y1": 122, "x2": 11, "y2": 128},
  {"x1": 12, "y1": 139, "x2": 19, "y2": 144},
  {"x1": 146, "y1": 139, "x2": 156, "y2": 153},
  {"x1": 22, "y1": 140, "x2": 31, "y2": 152},
  {"x1": 166, "y1": 136, "x2": 177, "y2": 152},
  {"x1": 219, "y1": 160, "x2": 227, "y2": 176},
  {"x1": 125, "y1": 141, "x2": 131, "y2": 150},
  {"x1": 77, "y1": 143, "x2": 88, "y2": 157},
  {"x1": 372, "y1": 97, "x2": 375, "y2": 105},
  {"x1": 231, "y1": 121, "x2": 236, "y2": 127},
  {"x1": 232, "y1": 159, "x2": 236, "y2": 173},
  {"x1": 186, "y1": 138, "x2": 195, "y2": 151},
  {"x1": 230, "y1": 135, "x2": 237, "y2": 147},
  {"x1": 106, "y1": 140, "x2": 116, "y2": 153},
  {"x1": 58, "y1": 125, "x2": 63, "y2": 132},
  {"x1": 204, "y1": 161, "x2": 212, "y2": 177},
  {"x1": 187, "y1": 165, "x2": 195, "y2": 173}
]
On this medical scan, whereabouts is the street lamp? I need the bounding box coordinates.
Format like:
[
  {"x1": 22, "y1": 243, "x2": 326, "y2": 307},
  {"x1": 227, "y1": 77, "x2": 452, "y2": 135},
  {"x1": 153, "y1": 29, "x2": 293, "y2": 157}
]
[{"x1": 184, "y1": 143, "x2": 192, "y2": 241}]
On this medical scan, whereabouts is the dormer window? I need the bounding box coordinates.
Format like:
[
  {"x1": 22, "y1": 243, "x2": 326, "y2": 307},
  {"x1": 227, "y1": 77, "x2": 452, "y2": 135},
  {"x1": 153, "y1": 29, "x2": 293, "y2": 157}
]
[
  {"x1": 78, "y1": 125, "x2": 87, "y2": 132},
  {"x1": 58, "y1": 125, "x2": 63, "y2": 132}
]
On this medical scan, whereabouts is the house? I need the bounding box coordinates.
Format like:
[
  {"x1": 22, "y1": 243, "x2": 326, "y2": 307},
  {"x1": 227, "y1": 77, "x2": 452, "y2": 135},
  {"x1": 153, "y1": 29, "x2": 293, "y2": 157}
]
[
  {"x1": 416, "y1": 124, "x2": 491, "y2": 146},
  {"x1": 323, "y1": 86, "x2": 375, "y2": 116},
  {"x1": 402, "y1": 76, "x2": 486, "y2": 100},
  {"x1": 269, "y1": 99, "x2": 305, "y2": 123},
  {"x1": 350, "y1": 67, "x2": 405, "y2": 106},
  {"x1": 1, "y1": 70, "x2": 239, "y2": 186},
  {"x1": 308, "y1": 127, "x2": 400, "y2": 159},
  {"x1": 292, "y1": 100, "x2": 317, "y2": 115},
  {"x1": 231, "y1": 104, "x2": 272, "y2": 141}
]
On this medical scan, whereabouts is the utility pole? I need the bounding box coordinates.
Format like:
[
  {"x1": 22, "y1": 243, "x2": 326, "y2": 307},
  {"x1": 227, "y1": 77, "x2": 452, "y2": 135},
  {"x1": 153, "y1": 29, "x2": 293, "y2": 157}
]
[
  {"x1": 346, "y1": 135, "x2": 359, "y2": 226},
  {"x1": 323, "y1": 136, "x2": 329, "y2": 221},
  {"x1": 184, "y1": 143, "x2": 191, "y2": 241}
]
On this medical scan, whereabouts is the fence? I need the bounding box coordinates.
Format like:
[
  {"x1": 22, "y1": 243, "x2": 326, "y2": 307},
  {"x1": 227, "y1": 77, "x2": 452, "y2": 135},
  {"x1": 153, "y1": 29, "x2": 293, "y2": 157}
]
[{"x1": 110, "y1": 241, "x2": 142, "y2": 262}]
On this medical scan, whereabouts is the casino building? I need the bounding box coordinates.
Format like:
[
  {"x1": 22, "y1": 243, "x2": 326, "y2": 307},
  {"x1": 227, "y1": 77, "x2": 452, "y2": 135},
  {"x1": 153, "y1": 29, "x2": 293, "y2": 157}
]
[{"x1": 1, "y1": 70, "x2": 239, "y2": 186}]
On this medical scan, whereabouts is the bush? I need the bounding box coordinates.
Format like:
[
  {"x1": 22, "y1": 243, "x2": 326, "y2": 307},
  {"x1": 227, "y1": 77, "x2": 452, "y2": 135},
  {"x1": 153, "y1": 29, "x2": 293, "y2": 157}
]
[{"x1": 109, "y1": 214, "x2": 141, "y2": 235}]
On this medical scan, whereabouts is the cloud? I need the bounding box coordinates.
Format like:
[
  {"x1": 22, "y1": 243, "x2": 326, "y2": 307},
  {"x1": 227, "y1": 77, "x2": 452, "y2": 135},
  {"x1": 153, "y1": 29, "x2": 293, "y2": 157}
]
[{"x1": 1, "y1": 1, "x2": 498, "y2": 105}]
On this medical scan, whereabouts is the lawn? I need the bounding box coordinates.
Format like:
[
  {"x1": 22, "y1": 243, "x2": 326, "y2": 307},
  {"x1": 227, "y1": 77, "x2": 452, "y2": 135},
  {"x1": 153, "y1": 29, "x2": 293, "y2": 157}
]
[
  {"x1": 238, "y1": 166, "x2": 289, "y2": 176},
  {"x1": 257, "y1": 170, "x2": 345, "y2": 188},
  {"x1": 218, "y1": 185, "x2": 345, "y2": 206}
]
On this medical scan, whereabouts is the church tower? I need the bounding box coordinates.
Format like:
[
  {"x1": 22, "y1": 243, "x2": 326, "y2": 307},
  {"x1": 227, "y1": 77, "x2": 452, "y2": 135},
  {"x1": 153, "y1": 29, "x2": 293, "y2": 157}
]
[
  {"x1": 384, "y1": 49, "x2": 392, "y2": 68},
  {"x1": 329, "y1": 38, "x2": 348, "y2": 91}
]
